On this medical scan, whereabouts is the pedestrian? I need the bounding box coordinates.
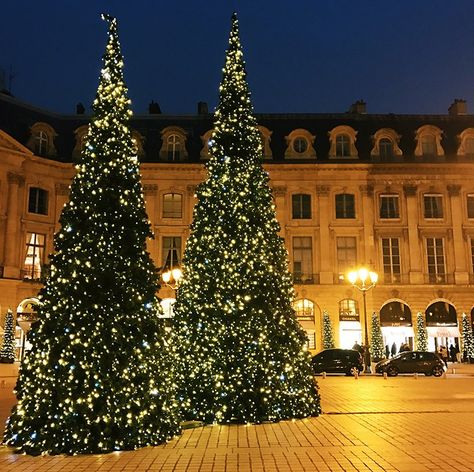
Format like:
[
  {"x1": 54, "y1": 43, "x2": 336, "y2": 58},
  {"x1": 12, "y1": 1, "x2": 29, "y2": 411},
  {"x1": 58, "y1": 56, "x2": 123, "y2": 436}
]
[
  {"x1": 449, "y1": 344, "x2": 456, "y2": 362},
  {"x1": 391, "y1": 342, "x2": 397, "y2": 358},
  {"x1": 456, "y1": 345, "x2": 461, "y2": 363},
  {"x1": 352, "y1": 341, "x2": 361, "y2": 353},
  {"x1": 385, "y1": 344, "x2": 390, "y2": 359},
  {"x1": 439, "y1": 345, "x2": 448, "y2": 367}
]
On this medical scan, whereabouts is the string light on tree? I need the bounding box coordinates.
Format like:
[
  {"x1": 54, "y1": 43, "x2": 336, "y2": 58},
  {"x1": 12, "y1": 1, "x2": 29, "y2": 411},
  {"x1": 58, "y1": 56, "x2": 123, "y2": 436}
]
[
  {"x1": 0, "y1": 309, "x2": 15, "y2": 363},
  {"x1": 415, "y1": 312, "x2": 428, "y2": 351},
  {"x1": 4, "y1": 14, "x2": 180, "y2": 455},
  {"x1": 173, "y1": 12, "x2": 320, "y2": 424},
  {"x1": 369, "y1": 313, "x2": 384, "y2": 362},
  {"x1": 461, "y1": 313, "x2": 474, "y2": 362},
  {"x1": 322, "y1": 311, "x2": 335, "y2": 350}
]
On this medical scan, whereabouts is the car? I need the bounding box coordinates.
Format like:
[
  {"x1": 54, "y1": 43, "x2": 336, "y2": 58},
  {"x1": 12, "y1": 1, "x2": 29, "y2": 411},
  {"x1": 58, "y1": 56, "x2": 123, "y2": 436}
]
[
  {"x1": 375, "y1": 351, "x2": 446, "y2": 377},
  {"x1": 311, "y1": 348, "x2": 363, "y2": 376}
]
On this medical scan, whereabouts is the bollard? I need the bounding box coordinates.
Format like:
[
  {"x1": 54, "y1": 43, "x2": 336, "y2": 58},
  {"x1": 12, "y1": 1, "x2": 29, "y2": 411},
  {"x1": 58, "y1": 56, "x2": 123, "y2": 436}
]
[
  {"x1": 322, "y1": 372, "x2": 326, "y2": 379},
  {"x1": 354, "y1": 370, "x2": 359, "y2": 380},
  {"x1": 383, "y1": 372, "x2": 387, "y2": 380},
  {"x1": 452, "y1": 368, "x2": 456, "y2": 374},
  {"x1": 414, "y1": 372, "x2": 418, "y2": 379},
  {"x1": 442, "y1": 372, "x2": 447, "y2": 379}
]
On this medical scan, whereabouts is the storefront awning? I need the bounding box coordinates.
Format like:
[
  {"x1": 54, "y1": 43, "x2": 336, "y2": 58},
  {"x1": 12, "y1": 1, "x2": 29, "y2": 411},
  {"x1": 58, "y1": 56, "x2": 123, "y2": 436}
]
[
  {"x1": 381, "y1": 326, "x2": 414, "y2": 338},
  {"x1": 426, "y1": 326, "x2": 460, "y2": 337}
]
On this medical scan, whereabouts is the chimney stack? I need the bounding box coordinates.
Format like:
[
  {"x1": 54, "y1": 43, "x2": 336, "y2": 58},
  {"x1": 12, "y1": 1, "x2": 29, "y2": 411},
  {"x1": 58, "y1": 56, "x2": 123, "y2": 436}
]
[
  {"x1": 448, "y1": 99, "x2": 467, "y2": 116},
  {"x1": 148, "y1": 100, "x2": 162, "y2": 114},
  {"x1": 348, "y1": 100, "x2": 367, "y2": 114},
  {"x1": 197, "y1": 101, "x2": 209, "y2": 115}
]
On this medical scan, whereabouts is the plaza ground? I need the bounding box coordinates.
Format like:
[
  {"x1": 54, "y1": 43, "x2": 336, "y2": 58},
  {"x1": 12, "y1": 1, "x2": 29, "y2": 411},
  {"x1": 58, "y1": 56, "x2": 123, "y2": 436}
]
[{"x1": 1, "y1": 365, "x2": 474, "y2": 471}]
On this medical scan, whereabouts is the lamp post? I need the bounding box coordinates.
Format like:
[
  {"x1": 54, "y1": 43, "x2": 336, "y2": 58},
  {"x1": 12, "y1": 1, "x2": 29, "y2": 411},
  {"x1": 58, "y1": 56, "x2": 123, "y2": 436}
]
[{"x1": 347, "y1": 267, "x2": 378, "y2": 373}]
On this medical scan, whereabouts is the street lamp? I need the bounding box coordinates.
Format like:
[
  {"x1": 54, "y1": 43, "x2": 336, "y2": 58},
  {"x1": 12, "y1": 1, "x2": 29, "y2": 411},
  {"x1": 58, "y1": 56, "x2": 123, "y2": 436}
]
[{"x1": 347, "y1": 267, "x2": 378, "y2": 373}]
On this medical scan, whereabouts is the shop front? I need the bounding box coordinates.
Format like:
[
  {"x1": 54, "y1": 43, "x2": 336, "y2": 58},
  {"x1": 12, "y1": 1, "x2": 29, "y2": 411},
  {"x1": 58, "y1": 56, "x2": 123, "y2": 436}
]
[
  {"x1": 425, "y1": 301, "x2": 460, "y2": 352},
  {"x1": 380, "y1": 300, "x2": 414, "y2": 355},
  {"x1": 338, "y1": 298, "x2": 361, "y2": 349},
  {"x1": 293, "y1": 298, "x2": 318, "y2": 351}
]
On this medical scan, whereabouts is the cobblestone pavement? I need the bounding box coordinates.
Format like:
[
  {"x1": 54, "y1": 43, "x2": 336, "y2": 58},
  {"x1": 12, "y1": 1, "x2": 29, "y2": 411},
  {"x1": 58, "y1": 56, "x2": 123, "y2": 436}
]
[{"x1": 1, "y1": 372, "x2": 474, "y2": 471}]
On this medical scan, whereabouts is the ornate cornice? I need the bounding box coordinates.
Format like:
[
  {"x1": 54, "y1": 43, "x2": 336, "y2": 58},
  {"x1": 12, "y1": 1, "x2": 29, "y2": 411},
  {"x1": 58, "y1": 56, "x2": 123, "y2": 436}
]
[
  {"x1": 272, "y1": 186, "x2": 287, "y2": 197},
  {"x1": 7, "y1": 172, "x2": 25, "y2": 186},
  {"x1": 447, "y1": 184, "x2": 461, "y2": 197},
  {"x1": 403, "y1": 184, "x2": 417, "y2": 197},
  {"x1": 316, "y1": 185, "x2": 330, "y2": 196},
  {"x1": 143, "y1": 184, "x2": 158, "y2": 196},
  {"x1": 186, "y1": 185, "x2": 197, "y2": 196}
]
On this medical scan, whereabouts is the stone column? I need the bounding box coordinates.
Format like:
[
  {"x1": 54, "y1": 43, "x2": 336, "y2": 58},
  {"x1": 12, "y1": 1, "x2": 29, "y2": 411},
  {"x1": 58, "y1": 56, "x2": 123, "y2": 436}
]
[
  {"x1": 403, "y1": 184, "x2": 423, "y2": 284},
  {"x1": 447, "y1": 184, "x2": 468, "y2": 284},
  {"x1": 4, "y1": 172, "x2": 25, "y2": 278},
  {"x1": 316, "y1": 185, "x2": 332, "y2": 284}
]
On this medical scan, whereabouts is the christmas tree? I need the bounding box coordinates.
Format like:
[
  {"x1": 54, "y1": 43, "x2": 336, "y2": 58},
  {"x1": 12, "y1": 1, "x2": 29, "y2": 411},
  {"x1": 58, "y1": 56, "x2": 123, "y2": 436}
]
[
  {"x1": 415, "y1": 312, "x2": 428, "y2": 351},
  {"x1": 4, "y1": 14, "x2": 179, "y2": 455},
  {"x1": 322, "y1": 311, "x2": 335, "y2": 349},
  {"x1": 0, "y1": 309, "x2": 15, "y2": 363},
  {"x1": 461, "y1": 313, "x2": 474, "y2": 362},
  {"x1": 173, "y1": 13, "x2": 320, "y2": 424},
  {"x1": 369, "y1": 312, "x2": 385, "y2": 361}
]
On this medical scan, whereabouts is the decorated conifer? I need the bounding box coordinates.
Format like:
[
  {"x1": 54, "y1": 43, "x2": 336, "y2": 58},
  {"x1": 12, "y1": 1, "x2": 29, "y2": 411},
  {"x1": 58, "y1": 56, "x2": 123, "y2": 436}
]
[
  {"x1": 415, "y1": 312, "x2": 428, "y2": 351},
  {"x1": 0, "y1": 309, "x2": 15, "y2": 363},
  {"x1": 4, "y1": 14, "x2": 179, "y2": 455},
  {"x1": 322, "y1": 311, "x2": 335, "y2": 349},
  {"x1": 173, "y1": 13, "x2": 320, "y2": 424},
  {"x1": 369, "y1": 313, "x2": 385, "y2": 361},
  {"x1": 461, "y1": 313, "x2": 474, "y2": 362}
]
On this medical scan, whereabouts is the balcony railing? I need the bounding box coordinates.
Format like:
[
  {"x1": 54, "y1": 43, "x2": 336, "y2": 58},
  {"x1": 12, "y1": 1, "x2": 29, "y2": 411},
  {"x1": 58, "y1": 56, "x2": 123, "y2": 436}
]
[
  {"x1": 293, "y1": 273, "x2": 320, "y2": 285},
  {"x1": 423, "y1": 273, "x2": 455, "y2": 285}
]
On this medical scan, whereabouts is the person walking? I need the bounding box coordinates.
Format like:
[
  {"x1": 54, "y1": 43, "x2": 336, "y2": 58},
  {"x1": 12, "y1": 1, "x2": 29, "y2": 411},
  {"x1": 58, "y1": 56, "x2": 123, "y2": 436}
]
[
  {"x1": 391, "y1": 342, "x2": 397, "y2": 358},
  {"x1": 439, "y1": 345, "x2": 448, "y2": 367},
  {"x1": 385, "y1": 344, "x2": 390, "y2": 359},
  {"x1": 449, "y1": 344, "x2": 457, "y2": 363}
]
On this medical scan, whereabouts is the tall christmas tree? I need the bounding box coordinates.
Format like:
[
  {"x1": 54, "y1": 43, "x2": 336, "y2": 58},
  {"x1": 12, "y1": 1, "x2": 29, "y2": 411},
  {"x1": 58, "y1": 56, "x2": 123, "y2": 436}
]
[
  {"x1": 0, "y1": 309, "x2": 15, "y2": 363},
  {"x1": 369, "y1": 312, "x2": 385, "y2": 361},
  {"x1": 322, "y1": 311, "x2": 335, "y2": 349},
  {"x1": 4, "y1": 14, "x2": 179, "y2": 455},
  {"x1": 173, "y1": 13, "x2": 320, "y2": 424},
  {"x1": 461, "y1": 313, "x2": 474, "y2": 361},
  {"x1": 415, "y1": 312, "x2": 428, "y2": 351}
]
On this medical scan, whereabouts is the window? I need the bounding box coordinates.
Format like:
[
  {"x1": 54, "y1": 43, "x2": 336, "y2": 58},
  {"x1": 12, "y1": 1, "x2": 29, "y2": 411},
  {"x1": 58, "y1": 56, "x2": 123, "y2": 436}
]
[
  {"x1": 471, "y1": 239, "x2": 474, "y2": 274},
  {"x1": 337, "y1": 237, "x2": 357, "y2": 278},
  {"x1": 335, "y1": 193, "x2": 355, "y2": 219},
  {"x1": 424, "y1": 194, "x2": 443, "y2": 219},
  {"x1": 162, "y1": 237, "x2": 182, "y2": 267},
  {"x1": 336, "y1": 134, "x2": 350, "y2": 157},
  {"x1": 34, "y1": 130, "x2": 48, "y2": 156},
  {"x1": 379, "y1": 138, "x2": 394, "y2": 159},
  {"x1": 167, "y1": 134, "x2": 181, "y2": 161},
  {"x1": 467, "y1": 195, "x2": 474, "y2": 218},
  {"x1": 382, "y1": 238, "x2": 401, "y2": 283},
  {"x1": 23, "y1": 233, "x2": 45, "y2": 280},
  {"x1": 292, "y1": 194, "x2": 311, "y2": 219},
  {"x1": 339, "y1": 299, "x2": 359, "y2": 319},
  {"x1": 426, "y1": 237, "x2": 446, "y2": 283},
  {"x1": 305, "y1": 331, "x2": 316, "y2": 350},
  {"x1": 162, "y1": 193, "x2": 182, "y2": 218},
  {"x1": 421, "y1": 135, "x2": 436, "y2": 156},
  {"x1": 28, "y1": 187, "x2": 48, "y2": 215},
  {"x1": 293, "y1": 137, "x2": 308, "y2": 154},
  {"x1": 292, "y1": 237, "x2": 313, "y2": 282},
  {"x1": 379, "y1": 195, "x2": 399, "y2": 219},
  {"x1": 293, "y1": 299, "x2": 314, "y2": 321},
  {"x1": 465, "y1": 138, "x2": 474, "y2": 156}
]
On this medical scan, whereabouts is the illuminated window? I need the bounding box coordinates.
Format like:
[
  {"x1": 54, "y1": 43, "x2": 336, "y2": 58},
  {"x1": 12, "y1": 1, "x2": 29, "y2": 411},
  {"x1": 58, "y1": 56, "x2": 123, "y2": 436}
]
[
  {"x1": 335, "y1": 193, "x2": 355, "y2": 219},
  {"x1": 160, "y1": 298, "x2": 176, "y2": 319},
  {"x1": 382, "y1": 238, "x2": 401, "y2": 283},
  {"x1": 292, "y1": 237, "x2": 313, "y2": 282},
  {"x1": 426, "y1": 237, "x2": 446, "y2": 283},
  {"x1": 424, "y1": 194, "x2": 443, "y2": 219},
  {"x1": 167, "y1": 134, "x2": 181, "y2": 161},
  {"x1": 306, "y1": 330, "x2": 316, "y2": 349},
  {"x1": 23, "y1": 233, "x2": 45, "y2": 280},
  {"x1": 28, "y1": 187, "x2": 48, "y2": 215},
  {"x1": 292, "y1": 194, "x2": 311, "y2": 219},
  {"x1": 160, "y1": 127, "x2": 187, "y2": 161},
  {"x1": 339, "y1": 299, "x2": 359, "y2": 319},
  {"x1": 162, "y1": 237, "x2": 182, "y2": 267},
  {"x1": 379, "y1": 194, "x2": 399, "y2": 219},
  {"x1": 35, "y1": 131, "x2": 48, "y2": 156},
  {"x1": 162, "y1": 193, "x2": 182, "y2": 218},
  {"x1": 337, "y1": 237, "x2": 357, "y2": 278},
  {"x1": 421, "y1": 135, "x2": 436, "y2": 156},
  {"x1": 28, "y1": 123, "x2": 57, "y2": 157},
  {"x1": 293, "y1": 299, "x2": 314, "y2": 320}
]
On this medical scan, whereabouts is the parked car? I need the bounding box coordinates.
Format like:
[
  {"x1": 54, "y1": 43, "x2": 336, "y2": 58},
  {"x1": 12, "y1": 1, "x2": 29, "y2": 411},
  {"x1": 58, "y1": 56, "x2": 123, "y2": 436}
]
[
  {"x1": 311, "y1": 349, "x2": 363, "y2": 376},
  {"x1": 375, "y1": 351, "x2": 446, "y2": 377}
]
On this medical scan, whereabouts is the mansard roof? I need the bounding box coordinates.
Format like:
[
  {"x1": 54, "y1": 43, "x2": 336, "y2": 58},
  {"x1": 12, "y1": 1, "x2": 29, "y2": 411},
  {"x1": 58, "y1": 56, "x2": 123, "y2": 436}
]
[{"x1": 2, "y1": 91, "x2": 474, "y2": 163}]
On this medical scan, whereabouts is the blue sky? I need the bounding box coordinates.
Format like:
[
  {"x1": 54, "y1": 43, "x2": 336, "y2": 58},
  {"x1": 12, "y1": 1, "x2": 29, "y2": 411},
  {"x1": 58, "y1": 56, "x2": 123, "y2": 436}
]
[{"x1": 2, "y1": 1, "x2": 474, "y2": 115}]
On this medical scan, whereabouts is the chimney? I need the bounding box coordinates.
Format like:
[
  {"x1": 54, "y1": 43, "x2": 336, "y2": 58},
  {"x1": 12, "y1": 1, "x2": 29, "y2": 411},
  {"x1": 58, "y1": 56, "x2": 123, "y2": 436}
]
[
  {"x1": 197, "y1": 101, "x2": 209, "y2": 115},
  {"x1": 148, "y1": 100, "x2": 161, "y2": 114},
  {"x1": 348, "y1": 100, "x2": 367, "y2": 114},
  {"x1": 76, "y1": 102, "x2": 85, "y2": 114},
  {"x1": 448, "y1": 99, "x2": 467, "y2": 116}
]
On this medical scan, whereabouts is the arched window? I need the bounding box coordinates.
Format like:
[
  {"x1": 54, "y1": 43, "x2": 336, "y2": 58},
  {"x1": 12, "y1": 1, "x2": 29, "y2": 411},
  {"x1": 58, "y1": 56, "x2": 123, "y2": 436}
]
[
  {"x1": 293, "y1": 299, "x2": 314, "y2": 321},
  {"x1": 339, "y1": 299, "x2": 359, "y2": 321},
  {"x1": 421, "y1": 135, "x2": 436, "y2": 156},
  {"x1": 160, "y1": 127, "x2": 187, "y2": 161},
  {"x1": 284, "y1": 129, "x2": 316, "y2": 159},
  {"x1": 328, "y1": 125, "x2": 358, "y2": 159},
  {"x1": 35, "y1": 131, "x2": 48, "y2": 156},
  {"x1": 380, "y1": 301, "x2": 412, "y2": 326},
  {"x1": 415, "y1": 125, "x2": 444, "y2": 157},
  {"x1": 371, "y1": 128, "x2": 403, "y2": 159},
  {"x1": 167, "y1": 134, "x2": 181, "y2": 161},
  {"x1": 27, "y1": 122, "x2": 57, "y2": 157},
  {"x1": 425, "y1": 301, "x2": 457, "y2": 326}
]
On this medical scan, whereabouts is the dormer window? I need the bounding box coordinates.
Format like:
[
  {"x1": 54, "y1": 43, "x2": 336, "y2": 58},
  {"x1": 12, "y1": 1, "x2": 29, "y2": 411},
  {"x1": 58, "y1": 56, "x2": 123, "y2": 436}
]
[
  {"x1": 160, "y1": 126, "x2": 188, "y2": 161},
  {"x1": 371, "y1": 128, "x2": 403, "y2": 160},
  {"x1": 200, "y1": 129, "x2": 215, "y2": 160},
  {"x1": 414, "y1": 125, "x2": 444, "y2": 157},
  {"x1": 73, "y1": 125, "x2": 89, "y2": 159},
  {"x1": 328, "y1": 126, "x2": 358, "y2": 159},
  {"x1": 28, "y1": 122, "x2": 57, "y2": 158},
  {"x1": 379, "y1": 138, "x2": 393, "y2": 159},
  {"x1": 284, "y1": 129, "x2": 316, "y2": 159},
  {"x1": 457, "y1": 128, "x2": 474, "y2": 157},
  {"x1": 258, "y1": 125, "x2": 273, "y2": 160}
]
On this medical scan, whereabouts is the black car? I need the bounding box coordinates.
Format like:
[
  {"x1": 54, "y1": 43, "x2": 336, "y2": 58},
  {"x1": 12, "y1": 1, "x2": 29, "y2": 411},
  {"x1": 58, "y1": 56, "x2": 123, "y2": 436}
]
[
  {"x1": 312, "y1": 349, "x2": 363, "y2": 375},
  {"x1": 375, "y1": 351, "x2": 446, "y2": 377}
]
